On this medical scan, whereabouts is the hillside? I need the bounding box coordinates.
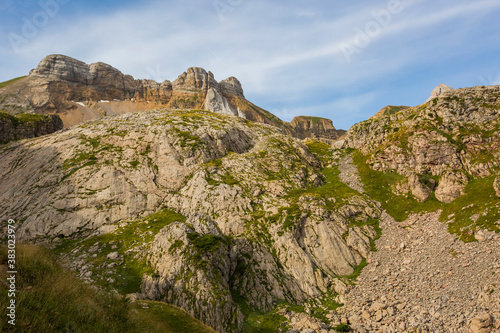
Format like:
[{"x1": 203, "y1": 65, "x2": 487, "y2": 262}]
[
  {"x1": 0, "y1": 74, "x2": 499, "y2": 332},
  {"x1": 0, "y1": 109, "x2": 380, "y2": 333}
]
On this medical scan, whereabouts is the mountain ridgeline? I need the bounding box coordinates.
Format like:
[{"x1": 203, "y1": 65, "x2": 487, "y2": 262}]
[
  {"x1": 0, "y1": 54, "x2": 344, "y2": 144},
  {"x1": 0, "y1": 55, "x2": 499, "y2": 332}
]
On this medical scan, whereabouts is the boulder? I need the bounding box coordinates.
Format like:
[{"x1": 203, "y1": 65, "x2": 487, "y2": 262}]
[
  {"x1": 426, "y1": 84, "x2": 454, "y2": 102},
  {"x1": 435, "y1": 171, "x2": 468, "y2": 203},
  {"x1": 494, "y1": 177, "x2": 500, "y2": 198},
  {"x1": 469, "y1": 312, "x2": 492, "y2": 333}
]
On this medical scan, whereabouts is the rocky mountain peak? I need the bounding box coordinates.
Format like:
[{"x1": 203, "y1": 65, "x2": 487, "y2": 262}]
[
  {"x1": 220, "y1": 76, "x2": 244, "y2": 98},
  {"x1": 172, "y1": 66, "x2": 219, "y2": 92},
  {"x1": 30, "y1": 54, "x2": 90, "y2": 84},
  {"x1": 426, "y1": 83, "x2": 454, "y2": 102}
]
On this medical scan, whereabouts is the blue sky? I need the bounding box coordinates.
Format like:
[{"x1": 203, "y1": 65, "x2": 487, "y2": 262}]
[{"x1": 1, "y1": 0, "x2": 500, "y2": 129}]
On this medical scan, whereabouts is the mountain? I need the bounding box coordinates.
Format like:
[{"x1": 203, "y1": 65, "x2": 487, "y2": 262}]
[
  {"x1": 0, "y1": 55, "x2": 344, "y2": 143},
  {"x1": 0, "y1": 108, "x2": 379, "y2": 332},
  {"x1": 0, "y1": 57, "x2": 499, "y2": 332}
]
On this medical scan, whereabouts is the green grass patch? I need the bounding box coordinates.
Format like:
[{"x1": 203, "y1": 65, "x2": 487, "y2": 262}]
[
  {"x1": 242, "y1": 309, "x2": 288, "y2": 333},
  {"x1": 0, "y1": 76, "x2": 26, "y2": 89},
  {"x1": 352, "y1": 151, "x2": 441, "y2": 221},
  {"x1": 131, "y1": 301, "x2": 218, "y2": 333},
  {"x1": 287, "y1": 166, "x2": 359, "y2": 203},
  {"x1": 305, "y1": 140, "x2": 331, "y2": 159},
  {"x1": 129, "y1": 159, "x2": 141, "y2": 169},
  {"x1": 187, "y1": 233, "x2": 227, "y2": 252},
  {"x1": 381, "y1": 105, "x2": 408, "y2": 117},
  {"x1": 333, "y1": 323, "x2": 352, "y2": 332},
  {"x1": 0, "y1": 111, "x2": 51, "y2": 128},
  {"x1": 63, "y1": 152, "x2": 98, "y2": 170},
  {"x1": 171, "y1": 128, "x2": 203, "y2": 150},
  {"x1": 15, "y1": 113, "x2": 49, "y2": 123},
  {"x1": 439, "y1": 175, "x2": 500, "y2": 241}
]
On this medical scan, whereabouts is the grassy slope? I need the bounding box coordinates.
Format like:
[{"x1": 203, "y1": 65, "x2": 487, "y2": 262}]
[
  {"x1": 0, "y1": 244, "x2": 216, "y2": 333},
  {"x1": 0, "y1": 76, "x2": 27, "y2": 90}
]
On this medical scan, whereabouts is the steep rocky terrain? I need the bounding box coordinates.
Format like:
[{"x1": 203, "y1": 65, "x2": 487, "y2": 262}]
[
  {"x1": 341, "y1": 211, "x2": 500, "y2": 332},
  {"x1": 290, "y1": 116, "x2": 345, "y2": 144},
  {"x1": 0, "y1": 111, "x2": 62, "y2": 143},
  {"x1": 370, "y1": 105, "x2": 410, "y2": 119},
  {"x1": 0, "y1": 109, "x2": 379, "y2": 333}
]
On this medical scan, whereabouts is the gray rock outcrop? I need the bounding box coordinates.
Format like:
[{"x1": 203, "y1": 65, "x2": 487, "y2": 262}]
[
  {"x1": 172, "y1": 67, "x2": 219, "y2": 92},
  {"x1": 426, "y1": 83, "x2": 454, "y2": 102},
  {"x1": 408, "y1": 174, "x2": 435, "y2": 202},
  {"x1": 204, "y1": 88, "x2": 245, "y2": 118},
  {"x1": 343, "y1": 84, "x2": 500, "y2": 203},
  {"x1": 220, "y1": 76, "x2": 244, "y2": 98},
  {"x1": 494, "y1": 177, "x2": 500, "y2": 198},
  {"x1": 0, "y1": 109, "x2": 379, "y2": 332},
  {"x1": 435, "y1": 170, "x2": 468, "y2": 203}
]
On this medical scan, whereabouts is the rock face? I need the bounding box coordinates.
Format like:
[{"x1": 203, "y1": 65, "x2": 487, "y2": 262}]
[
  {"x1": 0, "y1": 112, "x2": 63, "y2": 144},
  {"x1": 434, "y1": 170, "x2": 468, "y2": 203},
  {"x1": 219, "y1": 77, "x2": 244, "y2": 98},
  {"x1": 204, "y1": 88, "x2": 245, "y2": 118},
  {"x1": 343, "y1": 84, "x2": 500, "y2": 203},
  {"x1": 494, "y1": 177, "x2": 500, "y2": 198},
  {"x1": 0, "y1": 109, "x2": 378, "y2": 333},
  {"x1": 290, "y1": 116, "x2": 345, "y2": 143},
  {"x1": 173, "y1": 67, "x2": 219, "y2": 92},
  {"x1": 426, "y1": 83, "x2": 454, "y2": 102}
]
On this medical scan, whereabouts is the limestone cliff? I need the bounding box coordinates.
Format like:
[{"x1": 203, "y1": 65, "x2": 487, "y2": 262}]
[
  {"x1": 290, "y1": 116, "x2": 345, "y2": 144},
  {"x1": 0, "y1": 111, "x2": 63, "y2": 143}
]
